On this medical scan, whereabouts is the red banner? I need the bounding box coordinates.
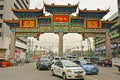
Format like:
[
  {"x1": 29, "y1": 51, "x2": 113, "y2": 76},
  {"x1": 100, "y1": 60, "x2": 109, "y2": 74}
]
[
  {"x1": 22, "y1": 20, "x2": 36, "y2": 28},
  {"x1": 86, "y1": 20, "x2": 101, "y2": 28},
  {"x1": 53, "y1": 15, "x2": 68, "y2": 22}
]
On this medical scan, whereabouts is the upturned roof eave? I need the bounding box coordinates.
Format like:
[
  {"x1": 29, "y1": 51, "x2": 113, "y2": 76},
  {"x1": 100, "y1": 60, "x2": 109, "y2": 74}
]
[
  {"x1": 11, "y1": 8, "x2": 43, "y2": 13},
  {"x1": 3, "y1": 19, "x2": 19, "y2": 23},
  {"x1": 44, "y1": 3, "x2": 78, "y2": 8}
]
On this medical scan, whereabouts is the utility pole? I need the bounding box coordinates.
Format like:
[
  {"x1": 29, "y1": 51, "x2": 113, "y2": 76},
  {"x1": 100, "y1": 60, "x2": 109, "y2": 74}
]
[
  {"x1": 9, "y1": 32, "x2": 16, "y2": 60},
  {"x1": 105, "y1": 31, "x2": 112, "y2": 60},
  {"x1": 117, "y1": 0, "x2": 120, "y2": 57},
  {"x1": 87, "y1": 38, "x2": 92, "y2": 57}
]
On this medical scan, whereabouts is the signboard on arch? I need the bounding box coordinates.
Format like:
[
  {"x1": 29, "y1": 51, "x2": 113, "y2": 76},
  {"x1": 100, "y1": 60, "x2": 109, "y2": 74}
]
[
  {"x1": 85, "y1": 19, "x2": 101, "y2": 29},
  {"x1": 53, "y1": 15, "x2": 69, "y2": 27},
  {"x1": 21, "y1": 20, "x2": 36, "y2": 28},
  {"x1": 53, "y1": 15, "x2": 69, "y2": 22}
]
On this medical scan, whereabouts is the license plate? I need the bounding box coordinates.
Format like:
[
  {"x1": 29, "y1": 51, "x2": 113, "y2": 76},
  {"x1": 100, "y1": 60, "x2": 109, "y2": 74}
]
[
  {"x1": 77, "y1": 74, "x2": 83, "y2": 77},
  {"x1": 92, "y1": 70, "x2": 96, "y2": 72}
]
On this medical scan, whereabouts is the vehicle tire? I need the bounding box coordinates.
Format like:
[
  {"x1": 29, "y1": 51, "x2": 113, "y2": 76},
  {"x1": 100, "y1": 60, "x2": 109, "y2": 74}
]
[
  {"x1": 38, "y1": 66, "x2": 41, "y2": 70},
  {"x1": 63, "y1": 73, "x2": 67, "y2": 80},
  {"x1": 95, "y1": 73, "x2": 98, "y2": 75},
  {"x1": 51, "y1": 70, "x2": 55, "y2": 76}
]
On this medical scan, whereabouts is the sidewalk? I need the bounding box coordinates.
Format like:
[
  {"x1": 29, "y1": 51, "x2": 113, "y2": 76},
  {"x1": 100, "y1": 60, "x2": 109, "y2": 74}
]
[
  {"x1": 112, "y1": 58, "x2": 120, "y2": 64},
  {"x1": 112, "y1": 58, "x2": 120, "y2": 70}
]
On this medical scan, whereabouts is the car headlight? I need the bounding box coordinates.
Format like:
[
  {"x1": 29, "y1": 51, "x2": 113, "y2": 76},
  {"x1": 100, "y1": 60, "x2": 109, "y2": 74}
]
[{"x1": 66, "y1": 69, "x2": 72, "y2": 73}]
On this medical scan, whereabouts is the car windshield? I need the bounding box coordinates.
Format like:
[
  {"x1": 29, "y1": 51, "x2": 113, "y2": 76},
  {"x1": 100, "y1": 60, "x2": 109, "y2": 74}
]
[
  {"x1": 63, "y1": 61, "x2": 79, "y2": 67},
  {"x1": 40, "y1": 59, "x2": 50, "y2": 62},
  {"x1": 61, "y1": 57, "x2": 67, "y2": 60}
]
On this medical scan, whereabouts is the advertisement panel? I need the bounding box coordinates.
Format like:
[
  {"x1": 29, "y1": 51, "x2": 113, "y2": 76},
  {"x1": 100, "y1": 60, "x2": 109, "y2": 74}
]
[
  {"x1": 21, "y1": 20, "x2": 36, "y2": 28},
  {"x1": 85, "y1": 20, "x2": 101, "y2": 29}
]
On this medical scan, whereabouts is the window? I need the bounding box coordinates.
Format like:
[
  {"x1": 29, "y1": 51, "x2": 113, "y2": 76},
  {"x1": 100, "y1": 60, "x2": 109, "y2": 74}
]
[
  {"x1": 0, "y1": 32, "x2": 2, "y2": 37},
  {"x1": 0, "y1": 14, "x2": 3, "y2": 19},
  {"x1": 0, "y1": 23, "x2": 2, "y2": 28},
  {"x1": 0, "y1": 5, "x2": 4, "y2": 10},
  {"x1": 54, "y1": 61, "x2": 58, "y2": 65},
  {"x1": 58, "y1": 62, "x2": 63, "y2": 68}
]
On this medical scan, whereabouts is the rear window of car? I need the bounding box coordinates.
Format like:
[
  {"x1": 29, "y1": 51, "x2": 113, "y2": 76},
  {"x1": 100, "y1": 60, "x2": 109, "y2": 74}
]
[
  {"x1": 61, "y1": 58, "x2": 66, "y2": 60},
  {"x1": 63, "y1": 61, "x2": 79, "y2": 67},
  {"x1": 40, "y1": 58, "x2": 50, "y2": 62},
  {"x1": 55, "y1": 58, "x2": 60, "y2": 60},
  {"x1": 81, "y1": 60, "x2": 92, "y2": 65}
]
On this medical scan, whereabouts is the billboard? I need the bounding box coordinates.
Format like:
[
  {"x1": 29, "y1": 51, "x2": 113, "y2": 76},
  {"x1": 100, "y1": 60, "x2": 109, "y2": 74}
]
[
  {"x1": 21, "y1": 20, "x2": 36, "y2": 28},
  {"x1": 85, "y1": 19, "x2": 101, "y2": 29}
]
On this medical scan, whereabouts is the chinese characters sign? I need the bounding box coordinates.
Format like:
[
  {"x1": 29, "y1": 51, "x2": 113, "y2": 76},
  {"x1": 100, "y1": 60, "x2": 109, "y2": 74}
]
[
  {"x1": 21, "y1": 20, "x2": 36, "y2": 28},
  {"x1": 85, "y1": 20, "x2": 101, "y2": 29},
  {"x1": 53, "y1": 15, "x2": 69, "y2": 22}
]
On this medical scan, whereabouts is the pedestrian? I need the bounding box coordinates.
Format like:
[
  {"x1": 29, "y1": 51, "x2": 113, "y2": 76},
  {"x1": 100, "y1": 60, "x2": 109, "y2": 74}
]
[
  {"x1": 22, "y1": 58, "x2": 25, "y2": 65},
  {"x1": 20, "y1": 58, "x2": 23, "y2": 66},
  {"x1": 9, "y1": 59, "x2": 13, "y2": 66}
]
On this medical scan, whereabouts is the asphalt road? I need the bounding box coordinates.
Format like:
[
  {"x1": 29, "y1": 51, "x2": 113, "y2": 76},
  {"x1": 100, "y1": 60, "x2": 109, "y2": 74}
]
[{"x1": 0, "y1": 62, "x2": 120, "y2": 80}]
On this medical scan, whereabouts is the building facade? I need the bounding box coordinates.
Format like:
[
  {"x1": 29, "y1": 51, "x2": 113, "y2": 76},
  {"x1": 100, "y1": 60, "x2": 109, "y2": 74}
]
[
  {"x1": 94, "y1": 12, "x2": 120, "y2": 59},
  {"x1": 0, "y1": 0, "x2": 30, "y2": 59},
  {"x1": 118, "y1": 0, "x2": 120, "y2": 22}
]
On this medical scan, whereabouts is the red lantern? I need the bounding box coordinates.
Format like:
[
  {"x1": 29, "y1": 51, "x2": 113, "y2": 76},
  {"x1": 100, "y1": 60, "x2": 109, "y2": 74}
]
[
  {"x1": 37, "y1": 33, "x2": 40, "y2": 37},
  {"x1": 82, "y1": 34, "x2": 85, "y2": 41},
  {"x1": 82, "y1": 34, "x2": 85, "y2": 38}
]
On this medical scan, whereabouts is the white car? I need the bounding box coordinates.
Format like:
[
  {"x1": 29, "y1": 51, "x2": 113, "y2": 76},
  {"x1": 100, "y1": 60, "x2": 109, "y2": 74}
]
[{"x1": 51, "y1": 60, "x2": 86, "y2": 80}]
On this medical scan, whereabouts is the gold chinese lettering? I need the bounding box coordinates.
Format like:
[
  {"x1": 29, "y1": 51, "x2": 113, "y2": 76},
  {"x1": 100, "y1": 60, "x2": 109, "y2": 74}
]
[
  {"x1": 87, "y1": 21, "x2": 99, "y2": 28},
  {"x1": 23, "y1": 20, "x2": 35, "y2": 28}
]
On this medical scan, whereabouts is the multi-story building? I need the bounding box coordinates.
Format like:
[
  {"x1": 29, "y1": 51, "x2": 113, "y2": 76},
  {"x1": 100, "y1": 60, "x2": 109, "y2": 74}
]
[
  {"x1": 118, "y1": 0, "x2": 120, "y2": 22},
  {"x1": 0, "y1": 0, "x2": 30, "y2": 59},
  {"x1": 94, "y1": 12, "x2": 120, "y2": 59}
]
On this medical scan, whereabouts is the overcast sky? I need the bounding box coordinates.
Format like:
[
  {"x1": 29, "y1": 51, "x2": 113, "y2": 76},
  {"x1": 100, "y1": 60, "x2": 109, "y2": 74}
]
[
  {"x1": 29, "y1": 0, "x2": 118, "y2": 53},
  {"x1": 30, "y1": 0, "x2": 118, "y2": 19}
]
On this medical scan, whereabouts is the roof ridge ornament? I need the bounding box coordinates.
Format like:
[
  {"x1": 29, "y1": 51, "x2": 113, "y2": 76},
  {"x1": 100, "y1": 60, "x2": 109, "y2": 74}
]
[
  {"x1": 68, "y1": 3, "x2": 71, "y2": 6},
  {"x1": 44, "y1": 2, "x2": 78, "y2": 7},
  {"x1": 84, "y1": 8, "x2": 87, "y2": 11},
  {"x1": 107, "y1": 7, "x2": 110, "y2": 12},
  {"x1": 35, "y1": 7, "x2": 38, "y2": 10},
  {"x1": 12, "y1": 18, "x2": 15, "y2": 20},
  {"x1": 97, "y1": 8, "x2": 100, "y2": 11},
  {"x1": 20, "y1": 8, "x2": 24, "y2": 10},
  {"x1": 51, "y1": 3, "x2": 55, "y2": 5}
]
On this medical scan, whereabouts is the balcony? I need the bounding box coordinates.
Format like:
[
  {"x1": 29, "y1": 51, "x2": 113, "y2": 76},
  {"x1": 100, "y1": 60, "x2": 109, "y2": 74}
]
[
  {"x1": 16, "y1": 41, "x2": 27, "y2": 49},
  {"x1": 96, "y1": 39, "x2": 105, "y2": 45},
  {"x1": 110, "y1": 33, "x2": 119, "y2": 39}
]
